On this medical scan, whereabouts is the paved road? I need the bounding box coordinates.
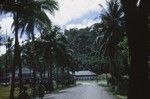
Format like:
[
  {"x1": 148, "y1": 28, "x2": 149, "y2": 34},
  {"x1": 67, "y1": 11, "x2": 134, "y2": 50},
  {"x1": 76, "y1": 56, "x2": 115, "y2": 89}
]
[{"x1": 42, "y1": 82, "x2": 114, "y2": 99}]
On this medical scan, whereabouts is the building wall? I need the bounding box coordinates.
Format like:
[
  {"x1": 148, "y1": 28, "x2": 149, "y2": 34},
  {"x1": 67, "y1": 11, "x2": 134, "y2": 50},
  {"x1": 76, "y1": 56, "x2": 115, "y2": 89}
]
[{"x1": 75, "y1": 75, "x2": 97, "y2": 80}]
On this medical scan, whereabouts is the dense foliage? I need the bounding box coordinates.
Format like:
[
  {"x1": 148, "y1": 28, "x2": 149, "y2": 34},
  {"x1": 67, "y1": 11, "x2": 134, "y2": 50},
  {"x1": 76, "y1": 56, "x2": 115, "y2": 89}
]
[{"x1": 0, "y1": 0, "x2": 149, "y2": 99}]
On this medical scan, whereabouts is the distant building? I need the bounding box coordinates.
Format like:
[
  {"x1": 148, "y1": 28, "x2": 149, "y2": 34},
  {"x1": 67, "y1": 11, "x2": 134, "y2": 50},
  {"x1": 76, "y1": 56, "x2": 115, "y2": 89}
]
[
  {"x1": 73, "y1": 70, "x2": 97, "y2": 80},
  {"x1": 9, "y1": 67, "x2": 36, "y2": 84},
  {"x1": 15, "y1": 67, "x2": 33, "y2": 82}
]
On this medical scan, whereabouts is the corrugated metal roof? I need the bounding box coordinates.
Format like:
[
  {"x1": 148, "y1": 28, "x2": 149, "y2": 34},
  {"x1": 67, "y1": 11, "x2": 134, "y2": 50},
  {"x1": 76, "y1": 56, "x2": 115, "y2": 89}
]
[{"x1": 74, "y1": 70, "x2": 96, "y2": 76}]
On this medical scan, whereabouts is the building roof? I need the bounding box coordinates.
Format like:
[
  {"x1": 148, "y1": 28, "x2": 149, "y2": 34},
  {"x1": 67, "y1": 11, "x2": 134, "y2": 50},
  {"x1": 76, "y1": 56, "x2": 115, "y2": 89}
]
[
  {"x1": 15, "y1": 67, "x2": 33, "y2": 74},
  {"x1": 74, "y1": 70, "x2": 96, "y2": 76}
]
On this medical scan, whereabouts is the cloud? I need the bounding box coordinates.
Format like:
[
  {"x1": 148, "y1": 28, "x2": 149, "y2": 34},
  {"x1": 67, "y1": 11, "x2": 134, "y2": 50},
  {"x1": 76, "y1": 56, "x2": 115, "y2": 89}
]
[
  {"x1": 0, "y1": 15, "x2": 24, "y2": 55},
  {"x1": 65, "y1": 19, "x2": 99, "y2": 30},
  {"x1": 48, "y1": 0, "x2": 106, "y2": 28},
  {"x1": 0, "y1": 15, "x2": 13, "y2": 35},
  {"x1": 0, "y1": 46, "x2": 6, "y2": 55},
  {"x1": 0, "y1": 0, "x2": 106, "y2": 32},
  {"x1": 0, "y1": 16, "x2": 13, "y2": 55}
]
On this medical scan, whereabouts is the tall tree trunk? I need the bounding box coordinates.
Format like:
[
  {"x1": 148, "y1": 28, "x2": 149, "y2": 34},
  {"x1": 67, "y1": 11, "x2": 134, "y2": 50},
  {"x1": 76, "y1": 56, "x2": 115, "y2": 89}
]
[
  {"x1": 5, "y1": 32, "x2": 10, "y2": 83},
  {"x1": 31, "y1": 31, "x2": 37, "y2": 97},
  {"x1": 50, "y1": 65, "x2": 54, "y2": 91},
  {"x1": 108, "y1": 46, "x2": 119, "y2": 86},
  {"x1": 121, "y1": 0, "x2": 149, "y2": 98},
  {"x1": 18, "y1": 57, "x2": 22, "y2": 93},
  {"x1": 48, "y1": 65, "x2": 53, "y2": 91},
  {"x1": 10, "y1": 12, "x2": 20, "y2": 99},
  {"x1": 61, "y1": 67, "x2": 65, "y2": 88},
  {"x1": 5, "y1": 44, "x2": 8, "y2": 83},
  {"x1": 67, "y1": 65, "x2": 70, "y2": 86},
  {"x1": 56, "y1": 66, "x2": 59, "y2": 89},
  {"x1": 39, "y1": 70, "x2": 43, "y2": 82}
]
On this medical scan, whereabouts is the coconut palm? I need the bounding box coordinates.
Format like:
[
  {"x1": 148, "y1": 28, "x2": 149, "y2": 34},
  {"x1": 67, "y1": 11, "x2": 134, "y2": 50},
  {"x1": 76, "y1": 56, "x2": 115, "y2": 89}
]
[
  {"x1": 54, "y1": 31, "x2": 77, "y2": 87},
  {"x1": 95, "y1": 0, "x2": 124, "y2": 86},
  {"x1": 40, "y1": 25, "x2": 76, "y2": 88},
  {"x1": 40, "y1": 26, "x2": 63, "y2": 90},
  {"x1": 4, "y1": 36, "x2": 13, "y2": 83},
  {"x1": 10, "y1": 0, "x2": 58, "y2": 95},
  {"x1": 0, "y1": 1, "x2": 22, "y2": 98},
  {"x1": 0, "y1": 0, "x2": 58, "y2": 98}
]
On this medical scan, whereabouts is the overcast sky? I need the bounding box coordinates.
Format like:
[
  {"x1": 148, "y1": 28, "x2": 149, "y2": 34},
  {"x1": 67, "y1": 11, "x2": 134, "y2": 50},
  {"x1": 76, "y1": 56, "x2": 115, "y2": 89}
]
[
  {"x1": 0, "y1": 0, "x2": 106, "y2": 55},
  {"x1": 48, "y1": 0, "x2": 104, "y2": 30}
]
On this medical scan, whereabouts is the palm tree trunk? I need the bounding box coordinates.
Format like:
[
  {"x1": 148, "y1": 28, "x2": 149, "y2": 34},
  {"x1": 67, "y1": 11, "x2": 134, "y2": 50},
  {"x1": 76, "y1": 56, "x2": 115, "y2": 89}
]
[
  {"x1": 39, "y1": 70, "x2": 43, "y2": 82},
  {"x1": 67, "y1": 65, "x2": 70, "y2": 86},
  {"x1": 121, "y1": 0, "x2": 149, "y2": 98},
  {"x1": 56, "y1": 66, "x2": 59, "y2": 89},
  {"x1": 10, "y1": 12, "x2": 20, "y2": 99},
  {"x1": 61, "y1": 67, "x2": 65, "y2": 88},
  {"x1": 5, "y1": 45, "x2": 8, "y2": 82},
  {"x1": 108, "y1": 47, "x2": 118, "y2": 86},
  {"x1": 31, "y1": 32, "x2": 37, "y2": 97},
  {"x1": 18, "y1": 58, "x2": 23, "y2": 93},
  {"x1": 47, "y1": 64, "x2": 53, "y2": 91},
  {"x1": 49, "y1": 65, "x2": 54, "y2": 91}
]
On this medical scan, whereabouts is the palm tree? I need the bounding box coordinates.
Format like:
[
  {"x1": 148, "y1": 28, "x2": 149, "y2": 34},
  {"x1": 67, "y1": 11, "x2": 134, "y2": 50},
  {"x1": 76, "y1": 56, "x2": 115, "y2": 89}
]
[
  {"x1": 11, "y1": 12, "x2": 21, "y2": 99},
  {"x1": 40, "y1": 26, "x2": 62, "y2": 91},
  {"x1": 11, "y1": 0, "x2": 58, "y2": 95},
  {"x1": 54, "y1": 30, "x2": 76, "y2": 87},
  {"x1": 0, "y1": 1, "x2": 22, "y2": 98},
  {"x1": 40, "y1": 25, "x2": 75, "y2": 88},
  {"x1": 42, "y1": 33, "x2": 55, "y2": 91},
  {"x1": 4, "y1": 36, "x2": 13, "y2": 84},
  {"x1": 0, "y1": 0, "x2": 57, "y2": 97},
  {"x1": 96, "y1": 0, "x2": 124, "y2": 87}
]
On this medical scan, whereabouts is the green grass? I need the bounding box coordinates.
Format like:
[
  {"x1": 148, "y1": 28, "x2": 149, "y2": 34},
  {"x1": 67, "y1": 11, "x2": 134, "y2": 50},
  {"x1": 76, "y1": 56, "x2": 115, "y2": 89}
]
[
  {"x1": 116, "y1": 95, "x2": 127, "y2": 99},
  {"x1": 0, "y1": 85, "x2": 32, "y2": 99},
  {"x1": 0, "y1": 86, "x2": 20, "y2": 99},
  {"x1": 0, "y1": 86, "x2": 11, "y2": 99},
  {"x1": 97, "y1": 80, "x2": 107, "y2": 86},
  {"x1": 107, "y1": 87, "x2": 127, "y2": 99}
]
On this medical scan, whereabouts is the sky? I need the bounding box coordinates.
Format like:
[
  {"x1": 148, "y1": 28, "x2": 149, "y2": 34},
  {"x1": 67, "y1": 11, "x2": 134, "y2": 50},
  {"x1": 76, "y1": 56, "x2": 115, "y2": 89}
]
[
  {"x1": 0, "y1": 0, "x2": 106, "y2": 55},
  {"x1": 48, "y1": 0, "x2": 105, "y2": 30}
]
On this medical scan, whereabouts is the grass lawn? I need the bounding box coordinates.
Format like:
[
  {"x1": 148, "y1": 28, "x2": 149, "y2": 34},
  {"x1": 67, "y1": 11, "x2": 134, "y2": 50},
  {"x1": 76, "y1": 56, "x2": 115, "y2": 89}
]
[
  {"x1": 0, "y1": 83, "x2": 75, "y2": 99},
  {"x1": 0, "y1": 86, "x2": 11, "y2": 99},
  {"x1": 0, "y1": 85, "x2": 32, "y2": 99},
  {"x1": 0, "y1": 85, "x2": 20, "y2": 99}
]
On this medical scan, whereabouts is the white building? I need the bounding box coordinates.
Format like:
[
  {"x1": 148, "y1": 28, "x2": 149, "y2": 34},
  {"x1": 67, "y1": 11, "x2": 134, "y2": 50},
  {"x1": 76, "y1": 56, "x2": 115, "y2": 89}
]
[{"x1": 73, "y1": 70, "x2": 97, "y2": 80}]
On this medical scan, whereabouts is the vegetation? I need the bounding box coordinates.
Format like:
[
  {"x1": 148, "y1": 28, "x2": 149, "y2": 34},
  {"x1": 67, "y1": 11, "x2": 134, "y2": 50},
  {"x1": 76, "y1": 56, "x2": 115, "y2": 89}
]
[
  {"x1": 0, "y1": 0, "x2": 75, "y2": 99},
  {"x1": 0, "y1": 0, "x2": 149, "y2": 99},
  {"x1": 64, "y1": 0, "x2": 128, "y2": 95}
]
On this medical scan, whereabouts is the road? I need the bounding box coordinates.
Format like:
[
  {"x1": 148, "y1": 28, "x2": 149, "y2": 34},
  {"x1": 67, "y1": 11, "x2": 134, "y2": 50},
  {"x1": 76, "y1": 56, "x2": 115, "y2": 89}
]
[{"x1": 42, "y1": 82, "x2": 114, "y2": 99}]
